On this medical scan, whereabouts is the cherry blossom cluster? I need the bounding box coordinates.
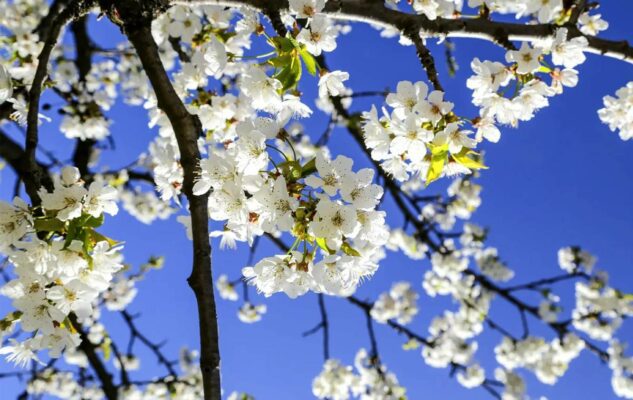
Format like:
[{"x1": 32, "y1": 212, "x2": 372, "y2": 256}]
[
  {"x1": 0, "y1": 167, "x2": 123, "y2": 368},
  {"x1": 0, "y1": 2, "x2": 117, "y2": 144},
  {"x1": 312, "y1": 348, "x2": 406, "y2": 400},
  {"x1": 557, "y1": 246, "x2": 596, "y2": 274},
  {"x1": 383, "y1": 0, "x2": 612, "y2": 28},
  {"x1": 0, "y1": 2, "x2": 49, "y2": 127},
  {"x1": 362, "y1": 81, "x2": 487, "y2": 186},
  {"x1": 139, "y1": 3, "x2": 345, "y2": 206},
  {"x1": 26, "y1": 368, "x2": 104, "y2": 399},
  {"x1": 556, "y1": 247, "x2": 633, "y2": 343},
  {"x1": 288, "y1": 0, "x2": 339, "y2": 56},
  {"x1": 120, "y1": 186, "x2": 177, "y2": 225},
  {"x1": 17, "y1": 342, "x2": 205, "y2": 399},
  {"x1": 237, "y1": 302, "x2": 268, "y2": 323},
  {"x1": 495, "y1": 334, "x2": 585, "y2": 385},
  {"x1": 609, "y1": 340, "x2": 633, "y2": 398},
  {"x1": 134, "y1": 5, "x2": 383, "y2": 299},
  {"x1": 598, "y1": 81, "x2": 633, "y2": 141},
  {"x1": 572, "y1": 278, "x2": 633, "y2": 342},
  {"x1": 54, "y1": 59, "x2": 118, "y2": 141},
  {"x1": 370, "y1": 282, "x2": 419, "y2": 324},
  {"x1": 234, "y1": 150, "x2": 388, "y2": 298},
  {"x1": 466, "y1": 28, "x2": 588, "y2": 139},
  {"x1": 0, "y1": 0, "x2": 46, "y2": 91}
]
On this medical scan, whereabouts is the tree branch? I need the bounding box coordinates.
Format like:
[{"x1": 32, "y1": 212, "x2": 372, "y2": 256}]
[
  {"x1": 0, "y1": 129, "x2": 52, "y2": 193},
  {"x1": 70, "y1": 314, "x2": 119, "y2": 400},
  {"x1": 174, "y1": 0, "x2": 633, "y2": 64},
  {"x1": 121, "y1": 310, "x2": 178, "y2": 377},
  {"x1": 402, "y1": 25, "x2": 444, "y2": 91},
  {"x1": 25, "y1": 0, "x2": 93, "y2": 204},
  {"x1": 115, "y1": 5, "x2": 220, "y2": 398},
  {"x1": 70, "y1": 15, "x2": 98, "y2": 181},
  {"x1": 568, "y1": 0, "x2": 587, "y2": 25}
]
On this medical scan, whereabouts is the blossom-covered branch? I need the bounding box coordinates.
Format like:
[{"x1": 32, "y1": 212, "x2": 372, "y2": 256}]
[{"x1": 176, "y1": 0, "x2": 633, "y2": 63}]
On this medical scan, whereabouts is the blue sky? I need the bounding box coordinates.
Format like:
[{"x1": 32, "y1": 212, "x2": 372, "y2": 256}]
[{"x1": 1, "y1": 2, "x2": 633, "y2": 399}]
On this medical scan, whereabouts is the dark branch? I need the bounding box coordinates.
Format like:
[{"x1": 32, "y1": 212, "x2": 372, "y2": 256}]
[
  {"x1": 176, "y1": 0, "x2": 633, "y2": 64},
  {"x1": 115, "y1": 4, "x2": 220, "y2": 398},
  {"x1": 25, "y1": 0, "x2": 94, "y2": 203},
  {"x1": 70, "y1": 15, "x2": 98, "y2": 181},
  {"x1": 71, "y1": 315, "x2": 119, "y2": 400}
]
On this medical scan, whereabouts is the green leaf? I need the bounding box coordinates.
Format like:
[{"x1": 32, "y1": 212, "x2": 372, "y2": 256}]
[
  {"x1": 425, "y1": 144, "x2": 448, "y2": 186},
  {"x1": 451, "y1": 149, "x2": 488, "y2": 171},
  {"x1": 215, "y1": 30, "x2": 237, "y2": 44},
  {"x1": 301, "y1": 157, "x2": 317, "y2": 178},
  {"x1": 278, "y1": 160, "x2": 302, "y2": 180},
  {"x1": 63, "y1": 219, "x2": 83, "y2": 248},
  {"x1": 315, "y1": 237, "x2": 335, "y2": 255},
  {"x1": 290, "y1": 54, "x2": 302, "y2": 89},
  {"x1": 341, "y1": 242, "x2": 361, "y2": 257},
  {"x1": 268, "y1": 36, "x2": 295, "y2": 52},
  {"x1": 274, "y1": 52, "x2": 303, "y2": 92},
  {"x1": 287, "y1": 36, "x2": 301, "y2": 50},
  {"x1": 83, "y1": 214, "x2": 105, "y2": 228},
  {"x1": 274, "y1": 64, "x2": 293, "y2": 90},
  {"x1": 300, "y1": 49, "x2": 318, "y2": 76},
  {"x1": 537, "y1": 65, "x2": 552, "y2": 73},
  {"x1": 34, "y1": 217, "x2": 65, "y2": 233},
  {"x1": 402, "y1": 338, "x2": 421, "y2": 351},
  {"x1": 267, "y1": 54, "x2": 292, "y2": 68},
  {"x1": 88, "y1": 229, "x2": 119, "y2": 248},
  {"x1": 0, "y1": 311, "x2": 22, "y2": 331},
  {"x1": 143, "y1": 256, "x2": 165, "y2": 270},
  {"x1": 101, "y1": 336, "x2": 112, "y2": 361}
]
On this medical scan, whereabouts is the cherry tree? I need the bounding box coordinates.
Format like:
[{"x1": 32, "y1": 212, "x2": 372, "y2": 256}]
[{"x1": 0, "y1": 0, "x2": 632, "y2": 399}]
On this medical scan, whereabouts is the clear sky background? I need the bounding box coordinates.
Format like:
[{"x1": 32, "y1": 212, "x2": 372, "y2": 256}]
[{"x1": 1, "y1": 2, "x2": 633, "y2": 399}]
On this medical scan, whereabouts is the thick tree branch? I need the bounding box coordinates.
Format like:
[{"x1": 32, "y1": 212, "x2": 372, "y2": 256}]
[
  {"x1": 70, "y1": 15, "x2": 98, "y2": 180},
  {"x1": 568, "y1": 0, "x2": 587, "y2": 25},
  {"x1": 114, "y1": 4, "x2": 220, "y2": 398},
  {"x1": 34, "y1": 0, "x2": 73, "y2": 40},
  {"x1": 25, "y1": 0, "x2": 93, "y2": 204},
  {"x1": 0, "y1": 129, "x2": 52, "y2": 193},
  {"x1": 175, "y1": 0, "x2": 633, "y2": 64}
]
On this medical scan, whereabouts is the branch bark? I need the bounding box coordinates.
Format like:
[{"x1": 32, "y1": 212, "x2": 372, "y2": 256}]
[
  {"x1": 114, "y1": 5, "x2": 221, "y2": 398},
  {"x1": 174, "y1": 0, "x2": 633, "y2": 64},
  {"x1": 70, "y1": 15, "x2": 98, "y2": 181},
  {"x1": 24, "y1": 0, "x2": 94, "y2": 204},
  {"x1": 0, "y1": 129, "x2": 52, "y2": 193}
]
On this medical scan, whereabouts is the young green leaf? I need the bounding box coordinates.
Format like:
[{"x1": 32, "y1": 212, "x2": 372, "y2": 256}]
[
  {"x1": 34, "y1": 217, "x2": 65, "y2": 233},
  {"x1": 451, "y1": 149, "x2": 488, "y2": 170},
  {"x1": 300, "y1": 49, "x2": 318, "y2": 76},
  {"x1": 425, "y1": 143, "x2": 449, "y2": 186},
  {"x1": 341, "y1": 242, "x2": 361, "y2": 257},
  {"x1": 301, "y1": 157, "x2": 317, "y2": 177},
  {"x1": 315, "y1": 237, "x2": 335, "y2": 255},
  {"x1": 268, "y1": 54, "x2": 292, "y2": 69},
  {"x1": 268, "y1": 36, "x2": 295, "y2": 52}
]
